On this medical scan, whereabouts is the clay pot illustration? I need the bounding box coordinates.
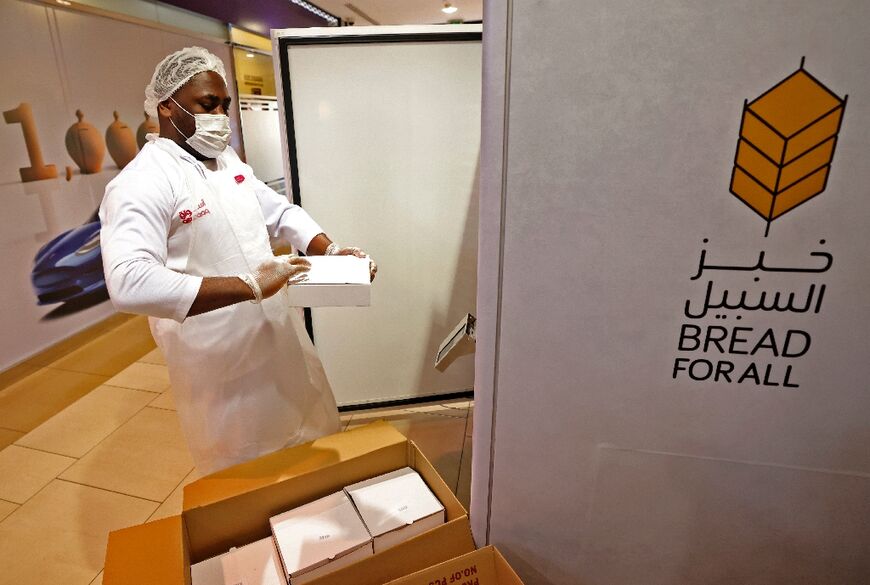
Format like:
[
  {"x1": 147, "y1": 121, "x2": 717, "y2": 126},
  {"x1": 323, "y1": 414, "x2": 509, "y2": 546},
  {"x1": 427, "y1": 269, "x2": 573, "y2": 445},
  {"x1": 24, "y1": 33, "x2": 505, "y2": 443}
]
[
  {"x1": 136, "y1": 111, "x2": 159, "y2": 148},
  {"x1": 65, "y1": 110, "x2": 104, "y2": 174},
  {"x1": 106, "y1": 111, "x2": 138, "y2": 169}
]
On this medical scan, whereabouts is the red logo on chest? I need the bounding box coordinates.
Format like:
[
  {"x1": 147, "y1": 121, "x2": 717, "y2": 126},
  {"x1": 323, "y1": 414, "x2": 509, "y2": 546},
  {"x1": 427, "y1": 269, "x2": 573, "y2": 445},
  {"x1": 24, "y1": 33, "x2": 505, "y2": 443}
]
[
  {"x1": 179, "y1": 199, "x2": 210, "y2": 225},
  {"x1": 234, "y1": 174, "x2": 245, "y2": 184}
]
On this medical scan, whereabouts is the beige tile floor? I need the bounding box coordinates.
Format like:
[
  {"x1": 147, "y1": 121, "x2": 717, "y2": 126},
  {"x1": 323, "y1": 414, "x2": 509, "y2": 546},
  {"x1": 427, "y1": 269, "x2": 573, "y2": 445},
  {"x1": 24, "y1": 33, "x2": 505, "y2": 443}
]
[{"x1": 0, "y1": 330, "x2": 473, "y2": 585}]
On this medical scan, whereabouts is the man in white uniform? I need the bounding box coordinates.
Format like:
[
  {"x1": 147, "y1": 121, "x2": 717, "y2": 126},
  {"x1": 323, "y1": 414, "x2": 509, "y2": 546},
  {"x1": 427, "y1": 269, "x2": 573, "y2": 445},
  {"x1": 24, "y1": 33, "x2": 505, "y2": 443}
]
[{"x1": 99, "y1": 47, "x2": 376, "y2": 474}]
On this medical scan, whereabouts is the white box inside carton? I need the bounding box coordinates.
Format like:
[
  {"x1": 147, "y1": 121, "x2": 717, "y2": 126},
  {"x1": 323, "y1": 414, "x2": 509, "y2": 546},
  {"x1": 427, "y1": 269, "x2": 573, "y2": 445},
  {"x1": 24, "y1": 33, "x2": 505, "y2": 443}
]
[
  {"x1": 269, "y1": 491, "x2": 374, "y2": 584},
  {"x1": 191, "y1": 537, "x2": 284, "y2": 585},
  {"x1": 287, "y1": 256, "x2": 371, "y2": 307},
  {"x1": 345, "y1": 467, "x2": 446, "y2": 554}
]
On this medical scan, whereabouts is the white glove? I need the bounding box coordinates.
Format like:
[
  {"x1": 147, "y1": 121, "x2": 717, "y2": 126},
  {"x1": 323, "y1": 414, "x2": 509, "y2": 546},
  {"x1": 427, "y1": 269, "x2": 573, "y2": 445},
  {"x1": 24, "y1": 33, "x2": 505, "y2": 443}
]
[
  {"x1": 325, "y1": 242, "x2": 378, "y2": 282},
  {"x1": 243, "y1": 255, "x2": 310, "y2": 302}
]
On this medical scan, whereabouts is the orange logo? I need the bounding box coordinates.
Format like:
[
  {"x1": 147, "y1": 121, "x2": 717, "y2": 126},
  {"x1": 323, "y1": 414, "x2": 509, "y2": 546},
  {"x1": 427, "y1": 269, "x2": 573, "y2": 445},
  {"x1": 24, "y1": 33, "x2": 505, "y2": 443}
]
[{"x1": 730, "y1": 58, "x2": 847, "y2": 236}]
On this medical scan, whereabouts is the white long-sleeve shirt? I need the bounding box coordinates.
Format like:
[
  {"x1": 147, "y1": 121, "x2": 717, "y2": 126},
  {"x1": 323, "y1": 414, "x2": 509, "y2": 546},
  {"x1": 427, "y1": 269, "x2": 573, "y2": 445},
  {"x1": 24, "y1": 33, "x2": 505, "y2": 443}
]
[{"x1": 99, "y1": 137, "x2": 324, "y2": 322}]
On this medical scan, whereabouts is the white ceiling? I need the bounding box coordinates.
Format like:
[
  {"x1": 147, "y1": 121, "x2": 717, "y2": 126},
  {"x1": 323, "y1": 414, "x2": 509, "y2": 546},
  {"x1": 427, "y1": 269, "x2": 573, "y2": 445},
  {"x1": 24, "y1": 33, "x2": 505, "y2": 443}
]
[{"x1": 310, "y1": 0, "x2": 482, "y2": 26}]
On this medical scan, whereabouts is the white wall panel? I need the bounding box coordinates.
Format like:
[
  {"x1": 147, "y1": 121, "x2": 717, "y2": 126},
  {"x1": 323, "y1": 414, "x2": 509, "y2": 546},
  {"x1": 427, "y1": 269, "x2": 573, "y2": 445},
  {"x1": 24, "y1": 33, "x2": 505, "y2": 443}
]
[{"x1": 276, "y1": 26, "x2": 481, "y2": 405}]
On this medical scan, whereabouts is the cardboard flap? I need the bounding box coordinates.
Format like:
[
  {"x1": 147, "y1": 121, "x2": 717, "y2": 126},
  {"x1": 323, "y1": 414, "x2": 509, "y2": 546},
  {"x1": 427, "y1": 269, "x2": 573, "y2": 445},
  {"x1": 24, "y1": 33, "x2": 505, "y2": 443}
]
[
  {"x1": 492, "y1": 548, "x2": 525, "y2": 584},
  {"x1": 184, "y1": 422, "x2": 407, "y2": 510},
  {"x1": 104, "y1": 515, "x2": 189, "y2": 585},
  {"x1": 382, "y1": 546, "x2": 525, "y2": 585},
  {"x1": 408, "y1": 441, "x2": 468, "y2": 520}
]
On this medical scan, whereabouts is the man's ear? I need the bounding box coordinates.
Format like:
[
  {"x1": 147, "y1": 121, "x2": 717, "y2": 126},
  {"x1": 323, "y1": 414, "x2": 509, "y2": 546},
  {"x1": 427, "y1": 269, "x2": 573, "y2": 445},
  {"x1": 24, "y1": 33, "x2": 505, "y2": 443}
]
[{"x1": 157, "y1": 99, "x2": 172, "y2": 118}]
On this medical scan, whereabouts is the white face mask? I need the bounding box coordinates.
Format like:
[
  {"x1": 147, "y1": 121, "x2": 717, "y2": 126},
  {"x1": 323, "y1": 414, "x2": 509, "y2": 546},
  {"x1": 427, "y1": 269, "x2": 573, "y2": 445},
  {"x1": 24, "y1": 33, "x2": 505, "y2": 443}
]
[{"x1": 169, "y1": 96, "x2": 231, "y2": 158}]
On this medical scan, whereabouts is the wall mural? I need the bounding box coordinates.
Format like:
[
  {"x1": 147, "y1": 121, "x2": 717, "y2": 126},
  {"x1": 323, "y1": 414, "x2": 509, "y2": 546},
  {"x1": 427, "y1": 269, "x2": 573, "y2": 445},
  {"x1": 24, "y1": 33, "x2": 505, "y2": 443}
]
[
  {"x1": 4, "y1": 103, "x2": 158, "y2": 311},
  {"x1": 0, "y1": 0, "x2": 238, "y2": 370}
]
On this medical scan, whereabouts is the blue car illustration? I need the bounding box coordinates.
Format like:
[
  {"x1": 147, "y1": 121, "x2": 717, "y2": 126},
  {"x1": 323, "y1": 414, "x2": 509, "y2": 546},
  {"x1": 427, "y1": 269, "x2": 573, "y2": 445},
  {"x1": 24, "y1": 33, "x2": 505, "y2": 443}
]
[{"x1": 31, "y1": 212, "x2": 107, "y2": 305}]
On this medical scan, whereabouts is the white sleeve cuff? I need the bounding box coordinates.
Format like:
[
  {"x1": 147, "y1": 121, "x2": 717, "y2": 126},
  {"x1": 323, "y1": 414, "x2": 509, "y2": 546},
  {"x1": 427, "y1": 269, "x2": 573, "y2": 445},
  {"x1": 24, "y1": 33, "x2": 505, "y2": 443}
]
[
  {"x1": 284, "y1": 208, "x2": 325, "y2": 254},
  {"x1": 172, "y1": 275, "x2": 203, "y2": 323}
]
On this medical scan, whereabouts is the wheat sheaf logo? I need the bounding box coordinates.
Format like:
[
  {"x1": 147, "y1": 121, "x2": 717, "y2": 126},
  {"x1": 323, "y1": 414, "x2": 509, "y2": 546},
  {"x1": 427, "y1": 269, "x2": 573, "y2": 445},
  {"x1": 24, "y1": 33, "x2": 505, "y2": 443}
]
[{"x1": 730, "y1": 58, "x2": 847, "y2": 237}]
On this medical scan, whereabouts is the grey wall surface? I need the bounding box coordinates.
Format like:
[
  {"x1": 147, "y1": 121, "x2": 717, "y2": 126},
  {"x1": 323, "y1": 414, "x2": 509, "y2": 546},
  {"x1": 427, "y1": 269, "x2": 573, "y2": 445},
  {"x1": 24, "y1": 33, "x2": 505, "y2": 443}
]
[{"x1": 472, "y1": 1, "x2": 870, "y2": 583}]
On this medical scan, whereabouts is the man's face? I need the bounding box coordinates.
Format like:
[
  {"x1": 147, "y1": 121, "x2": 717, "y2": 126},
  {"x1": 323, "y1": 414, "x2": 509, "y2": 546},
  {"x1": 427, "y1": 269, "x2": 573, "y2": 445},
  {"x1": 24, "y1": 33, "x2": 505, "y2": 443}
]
[{"x1": 157, "y1": 70, "x2": 231, "y2": 158}]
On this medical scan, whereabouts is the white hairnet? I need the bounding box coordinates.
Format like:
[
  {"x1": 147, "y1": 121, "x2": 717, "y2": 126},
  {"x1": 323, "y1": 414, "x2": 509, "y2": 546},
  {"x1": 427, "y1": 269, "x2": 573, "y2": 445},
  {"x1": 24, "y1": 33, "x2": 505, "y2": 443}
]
[{"x1": 144, "y1": 46, "x2": 227, "y2": 118}]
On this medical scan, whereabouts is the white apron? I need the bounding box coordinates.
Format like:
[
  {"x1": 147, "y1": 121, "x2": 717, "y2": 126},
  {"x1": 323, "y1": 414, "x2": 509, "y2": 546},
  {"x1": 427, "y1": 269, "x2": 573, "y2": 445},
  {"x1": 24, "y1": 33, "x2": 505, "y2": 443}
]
[{"x1": 148, "y1": 143, "x2": 340, "y2": 474}]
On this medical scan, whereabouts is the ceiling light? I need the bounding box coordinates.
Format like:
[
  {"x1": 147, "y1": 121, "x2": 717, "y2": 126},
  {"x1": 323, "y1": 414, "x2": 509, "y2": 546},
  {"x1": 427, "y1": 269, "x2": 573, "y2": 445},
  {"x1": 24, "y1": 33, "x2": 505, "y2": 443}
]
[
  {"x1": 290, "y1": 0, "x2": 339, "y2": 25},
  {"x1": 56, "y1": 0, "x2": 72, "y2": 5},
  {"x1": 442, "y1": 3, "x2": 458, "y2": 14},
  {"x1": 246, "y1": 53, "x2": 255, "y2": 58}
]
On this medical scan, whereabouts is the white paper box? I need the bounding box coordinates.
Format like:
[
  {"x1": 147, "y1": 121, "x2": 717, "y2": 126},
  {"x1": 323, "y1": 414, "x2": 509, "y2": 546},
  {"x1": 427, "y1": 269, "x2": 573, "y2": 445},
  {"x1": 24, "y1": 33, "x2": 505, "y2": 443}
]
[
  {"x1": 287, "y1": 256, "x2": 371, "y2": 307},
  {"x1": 190, "y1": 537, "x2": 284, "y2": 585},
  {"x1": 269, "y1": 491, "x2": 374, "y2": 584},
  {"x1": 344, "y1": 467, "x2": 446, "y2": 553}
]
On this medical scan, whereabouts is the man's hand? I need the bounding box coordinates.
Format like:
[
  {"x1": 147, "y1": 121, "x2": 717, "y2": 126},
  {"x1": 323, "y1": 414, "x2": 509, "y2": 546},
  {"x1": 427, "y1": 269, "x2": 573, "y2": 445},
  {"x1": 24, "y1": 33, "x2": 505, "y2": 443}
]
[
  {"x1": 186, "y1": 256, "x2": 310, "y2": 318},
  {"x1": 254, "y1": 255, "x2": 310, "y2": 299},
  {"x1": 325, "y1": 243, "x2": 378, "y2": 282}
]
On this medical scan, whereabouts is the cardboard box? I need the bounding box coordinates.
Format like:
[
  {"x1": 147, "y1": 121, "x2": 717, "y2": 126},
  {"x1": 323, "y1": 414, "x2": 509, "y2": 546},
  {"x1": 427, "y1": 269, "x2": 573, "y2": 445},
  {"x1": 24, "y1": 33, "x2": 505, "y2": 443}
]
[
  {"x1": 191, "y1": 537, "x2": 284, "y2": 585},
  {"x1": 345, "y1": 467, "x2": 446, "y2": 553},
  {"x1": 104, "y1": 422, "x2": 475, "y2": 585},
  {"x1": 269, "y1": 491, "x2": 373, "y2": 583},
  {"x1": 383, "y1": 546, "x2": 525, "y2": 585},
  {"x1": 287, "y1": 256, "x2": 371, "y2": 307}
]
